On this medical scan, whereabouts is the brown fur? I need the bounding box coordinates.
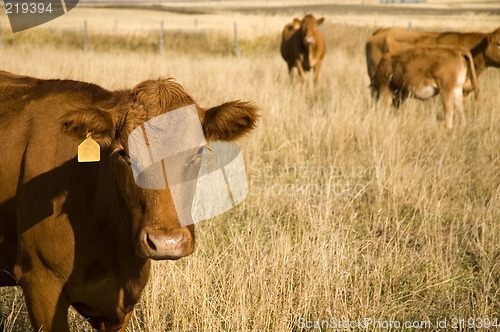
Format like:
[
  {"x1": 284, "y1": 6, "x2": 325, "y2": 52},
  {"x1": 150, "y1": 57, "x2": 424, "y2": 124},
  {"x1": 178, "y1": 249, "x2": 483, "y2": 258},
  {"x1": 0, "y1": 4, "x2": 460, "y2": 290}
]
[
  {"x1": 366, "y1": 27, "x2": 500, "y2": 96},
  {"x1": 280, "y1": 14, "x2": 326, "y2": 87},
  {"x1": 0, "y1": 70, "x2": 259, "y2": 331},
  {"x1": 202, "y1": 101, "x2": 259, "y2": 142},
  {"x1": 374, "y1": 46, "x2": 478, "y2": 129}
]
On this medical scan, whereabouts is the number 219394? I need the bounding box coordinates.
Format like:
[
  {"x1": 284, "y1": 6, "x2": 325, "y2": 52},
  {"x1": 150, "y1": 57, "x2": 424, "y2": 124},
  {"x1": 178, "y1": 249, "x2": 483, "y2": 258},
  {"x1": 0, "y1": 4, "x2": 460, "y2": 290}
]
[{"x1": 5, "y1": 2, "x2": 53, "y2": 14}]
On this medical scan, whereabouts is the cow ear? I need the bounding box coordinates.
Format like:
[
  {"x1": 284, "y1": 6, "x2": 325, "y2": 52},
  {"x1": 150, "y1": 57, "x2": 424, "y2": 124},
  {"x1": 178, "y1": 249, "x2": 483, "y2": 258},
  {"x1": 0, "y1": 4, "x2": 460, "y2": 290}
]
[
  {"x1": 60, "y1": 109, "x2": 116, "y2": 146},
  {"x1": 202, "y1": 101, "x2": 259, "y2": 142},
  {"x1": 293, "y1": 18, "x2": 301, "y2": 29},
  {"x1": 317, "y1": 17, "x2": 325, "y2": 26}
]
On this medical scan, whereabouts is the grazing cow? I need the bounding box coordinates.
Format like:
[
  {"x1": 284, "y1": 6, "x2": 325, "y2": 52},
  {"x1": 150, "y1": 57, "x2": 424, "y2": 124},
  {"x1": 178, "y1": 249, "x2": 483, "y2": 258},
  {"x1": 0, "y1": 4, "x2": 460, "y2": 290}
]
[
  {"x1": 280, "y1": 14, "x2": 326, "y2": 87},
  {"x1": 0, "y1": 70, "x2": 259, "y2": 331},
  {"x1": 366, "y1": 27, "x2": 500, "y2": 96},
  {"x1": 373, "y1": 46, "x2": 478, "y2": 129}
]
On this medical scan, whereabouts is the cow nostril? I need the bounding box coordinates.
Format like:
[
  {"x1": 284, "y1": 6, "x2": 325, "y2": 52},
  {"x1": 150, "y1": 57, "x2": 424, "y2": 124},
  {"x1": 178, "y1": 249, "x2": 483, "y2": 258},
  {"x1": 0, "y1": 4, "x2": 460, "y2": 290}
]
[{"x1": 146, "y1": 233, "x2": 157, "y2": 251}]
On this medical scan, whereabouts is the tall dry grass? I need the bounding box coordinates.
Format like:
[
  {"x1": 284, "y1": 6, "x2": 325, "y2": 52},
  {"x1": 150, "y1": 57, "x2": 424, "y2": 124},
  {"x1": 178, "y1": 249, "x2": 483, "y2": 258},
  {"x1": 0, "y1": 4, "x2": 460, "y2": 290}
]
[{"x1": 0, "y1": 19, "x2": 499, "y2": 332}]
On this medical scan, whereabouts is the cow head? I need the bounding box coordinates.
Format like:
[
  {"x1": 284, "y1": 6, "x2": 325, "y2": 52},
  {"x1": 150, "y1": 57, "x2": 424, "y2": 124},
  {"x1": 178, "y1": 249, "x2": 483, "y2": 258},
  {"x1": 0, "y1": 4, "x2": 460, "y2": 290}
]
[
  {"x1": 300, "y1": 14, "x2": 324, "y2": 46},
  {"x1": 283, "y1": 18, "x2": 301, "y2": 39},
  {"x1": 61, "y1": 78, "x2": 258, "y2": 260},
  {"x1": 484, "y1": 27, "x2": 500, "y2": 67}
]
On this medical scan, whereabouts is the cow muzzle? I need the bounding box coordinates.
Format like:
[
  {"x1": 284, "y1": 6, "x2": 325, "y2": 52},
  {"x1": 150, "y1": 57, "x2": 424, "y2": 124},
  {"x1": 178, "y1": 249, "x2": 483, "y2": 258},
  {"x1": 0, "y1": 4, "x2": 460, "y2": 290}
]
[
  {"x1": 304, "y1": 36, "x2": 316, "y2": 45},
  {"x1": 137, "y1": 226, "x2": 194, "y2": 260}
]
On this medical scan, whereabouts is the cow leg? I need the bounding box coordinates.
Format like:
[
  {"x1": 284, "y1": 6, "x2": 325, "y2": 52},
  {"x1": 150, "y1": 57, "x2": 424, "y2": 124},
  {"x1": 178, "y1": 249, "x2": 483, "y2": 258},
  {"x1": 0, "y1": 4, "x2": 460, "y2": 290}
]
[
  {"x1": 0, "y1": 270, "x2": 17, "y2": 286},
  {"x1": 454, "y1": 87, "x2": 466, "y2": 126},
  {"x1": 295, "y1": 59, "x2": 307, "y2": 92},
  {"x1": 379, "y1": 84, "x2": 393, "y2": 115},
  {"x1": 313, "y1": 59, "x2": 322, "y2": 86},
  {"x1": 16, "y1": 269, "x2": 69, "y2": 332},
  {"x1": 440, "y1": 88, "x2": 454, "y2": 129},
  {"x1": 287, "y1": 64, "x2": 294, "y2": 83},
  {"x1": 116, "y1": 310, "x2": 133, "y2": 332}
]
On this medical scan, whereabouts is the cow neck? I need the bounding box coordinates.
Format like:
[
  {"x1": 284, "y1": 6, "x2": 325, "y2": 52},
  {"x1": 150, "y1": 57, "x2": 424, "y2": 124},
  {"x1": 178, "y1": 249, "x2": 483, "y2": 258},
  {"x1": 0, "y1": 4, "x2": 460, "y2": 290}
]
[
  {"x1": 307, "y1": 44, "x2": 316, "y2": 68},
  {"x1": 92, "y1": 153, "x2": 134, "y2": 240}
]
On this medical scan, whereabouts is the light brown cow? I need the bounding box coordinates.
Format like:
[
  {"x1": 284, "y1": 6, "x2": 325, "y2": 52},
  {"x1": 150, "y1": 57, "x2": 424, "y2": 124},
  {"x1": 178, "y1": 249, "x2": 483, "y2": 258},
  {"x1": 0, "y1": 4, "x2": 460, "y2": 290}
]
[
  {"x1": 0, "y1": 70, "x2": 259, "y2": 331},
  {"x1": 374, "y1": 46, "x2": 478, "y2": 129},
  {"x1": 280, "y1": 14, "x2": 326, "y2": 87},
  {"x1": 366, "y1": 27, "x2": 500, "y2": 96}
]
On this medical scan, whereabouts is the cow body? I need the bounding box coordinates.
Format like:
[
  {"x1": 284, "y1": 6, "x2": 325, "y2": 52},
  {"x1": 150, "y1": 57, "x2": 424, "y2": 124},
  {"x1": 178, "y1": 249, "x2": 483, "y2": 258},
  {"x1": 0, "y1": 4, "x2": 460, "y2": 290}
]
[
  {"x1": 374, "y1": 46, "x2": 478, "y2": 129},
  {"x1": 0, "y1": 71, "x2": 258, "y2": 331},
  {"x1": 280, "y1": 14, "x2": 326, "y2": 87},
  {"x1": 366, "y1": 27, "x2": 500, "y2": 95}
]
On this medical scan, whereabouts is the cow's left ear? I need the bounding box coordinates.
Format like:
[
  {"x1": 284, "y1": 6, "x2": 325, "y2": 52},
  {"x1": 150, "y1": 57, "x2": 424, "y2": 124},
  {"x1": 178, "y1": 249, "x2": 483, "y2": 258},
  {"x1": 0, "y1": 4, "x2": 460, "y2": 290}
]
[
  {"x1": 202, "y1": 101, "x2": 259, "y2": 141},
  {"x1": 60, "y1": 109, "x2": 116, "y2": 146},
  {"x1": 293, "y1": 18, "x2": 301, "y2": 30},
  {"x1": 316, "y1": 17, "x2": 325, "y2": 26}
]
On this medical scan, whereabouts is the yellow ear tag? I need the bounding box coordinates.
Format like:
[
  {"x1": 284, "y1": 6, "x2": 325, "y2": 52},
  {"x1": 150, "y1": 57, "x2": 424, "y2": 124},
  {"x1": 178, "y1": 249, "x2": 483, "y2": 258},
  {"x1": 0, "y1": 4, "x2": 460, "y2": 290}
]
[{"x1": 78, "y1": 132, "x2": 100, "y2": 162}]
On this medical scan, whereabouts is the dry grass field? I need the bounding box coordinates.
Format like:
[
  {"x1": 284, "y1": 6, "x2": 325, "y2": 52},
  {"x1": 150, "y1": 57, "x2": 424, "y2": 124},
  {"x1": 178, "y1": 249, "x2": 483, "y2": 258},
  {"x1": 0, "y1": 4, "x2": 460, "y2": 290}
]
[{"x1": 0, "y1": 1, "x2": 499, "y2": 331}]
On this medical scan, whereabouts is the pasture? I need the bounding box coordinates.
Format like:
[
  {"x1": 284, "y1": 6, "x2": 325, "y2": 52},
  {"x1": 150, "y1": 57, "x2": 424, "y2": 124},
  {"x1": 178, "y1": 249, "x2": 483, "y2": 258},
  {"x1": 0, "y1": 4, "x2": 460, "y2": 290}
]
[{"x1": 0, "y1": 1, "x2": 499, "y2": 331}]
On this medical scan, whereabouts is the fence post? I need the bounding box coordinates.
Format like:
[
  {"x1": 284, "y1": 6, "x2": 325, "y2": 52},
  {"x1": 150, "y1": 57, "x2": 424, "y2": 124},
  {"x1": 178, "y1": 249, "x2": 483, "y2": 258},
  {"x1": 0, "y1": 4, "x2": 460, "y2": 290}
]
[
  {"x1": 408, "y1": 21, "x2": 412, "y2": 30},
  {"x1": 0, "y1": 21, "x2": 3, "y2": 50},
  {"x1": 83, "y1": 20, "x2": 88, "y2": 51},
  {"x1": 233, "y1": 21, "x2": 240, "y2": 56},
  {"x1": 159, "y1": 20, "x2": 164, "y2": 54}
]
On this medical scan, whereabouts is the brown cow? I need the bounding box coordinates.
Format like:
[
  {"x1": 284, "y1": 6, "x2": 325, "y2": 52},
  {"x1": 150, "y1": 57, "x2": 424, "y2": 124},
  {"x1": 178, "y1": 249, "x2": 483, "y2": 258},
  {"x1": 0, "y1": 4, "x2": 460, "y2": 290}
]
[
  {"x1": 0, "y1": 70, "x2": 259, "y2": 331},
  {"x1": 374, "y1": 46, "x2": 478, "y2": 129},
  {"x1": 280, "y1": 14, "x2": 326, "y2": 87},
  {"x1": 366, "y1": 27, "x2": 500, "y2": 96}
]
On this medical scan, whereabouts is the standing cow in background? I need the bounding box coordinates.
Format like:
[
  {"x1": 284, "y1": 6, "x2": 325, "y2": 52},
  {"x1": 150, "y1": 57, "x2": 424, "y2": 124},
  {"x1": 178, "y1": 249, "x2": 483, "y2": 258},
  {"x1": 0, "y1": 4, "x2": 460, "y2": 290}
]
[
  {"x1": 0, "y1": 70, "x2": 259, "y2": 332},
  {"x1": 280, "y1": 14, "x2": 326, "y2": 89},
  {"x1": 365, "y1": 26, "x2": 500, "y2": 97},
  {"x1": 373, "y1": 46, "x2": 478, "y2": 129}
]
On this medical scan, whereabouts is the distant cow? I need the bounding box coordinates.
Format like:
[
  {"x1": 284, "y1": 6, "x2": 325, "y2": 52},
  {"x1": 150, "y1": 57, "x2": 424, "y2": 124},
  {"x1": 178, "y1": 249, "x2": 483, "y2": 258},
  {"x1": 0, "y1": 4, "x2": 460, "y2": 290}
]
[
  {"x1": 0, "y1": 70, "x2": 259, "y2": 331},
  {"x1": 280, "y1": 14, "x2": 326, "y2": 87},
  {"x1": 366, "y1": 27, "x2": 500, "y2": 96},
  {"x1": 374, "y1": 46, "x2": 478, "y2": 129}
]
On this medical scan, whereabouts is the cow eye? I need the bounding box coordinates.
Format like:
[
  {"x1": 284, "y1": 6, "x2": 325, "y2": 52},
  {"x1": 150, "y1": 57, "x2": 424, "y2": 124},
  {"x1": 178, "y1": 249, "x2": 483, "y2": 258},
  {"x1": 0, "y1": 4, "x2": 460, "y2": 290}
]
[
  {"x1": 187, "y1": 154, "x2": 200, "y2": 166},
  {"x1": 186, "y1": 147, "x2": 204, "y2": 166}
]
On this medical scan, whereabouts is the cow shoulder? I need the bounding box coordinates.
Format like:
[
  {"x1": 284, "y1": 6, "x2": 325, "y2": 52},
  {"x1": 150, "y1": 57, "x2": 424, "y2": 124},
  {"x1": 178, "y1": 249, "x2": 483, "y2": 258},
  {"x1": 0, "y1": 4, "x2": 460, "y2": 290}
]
[
  {"x1": 0, "y1": 70, "x2": 34, "y2": 86},
  {"x1": 0, "y1": 72, "x2": 37, "y2": 122}
]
